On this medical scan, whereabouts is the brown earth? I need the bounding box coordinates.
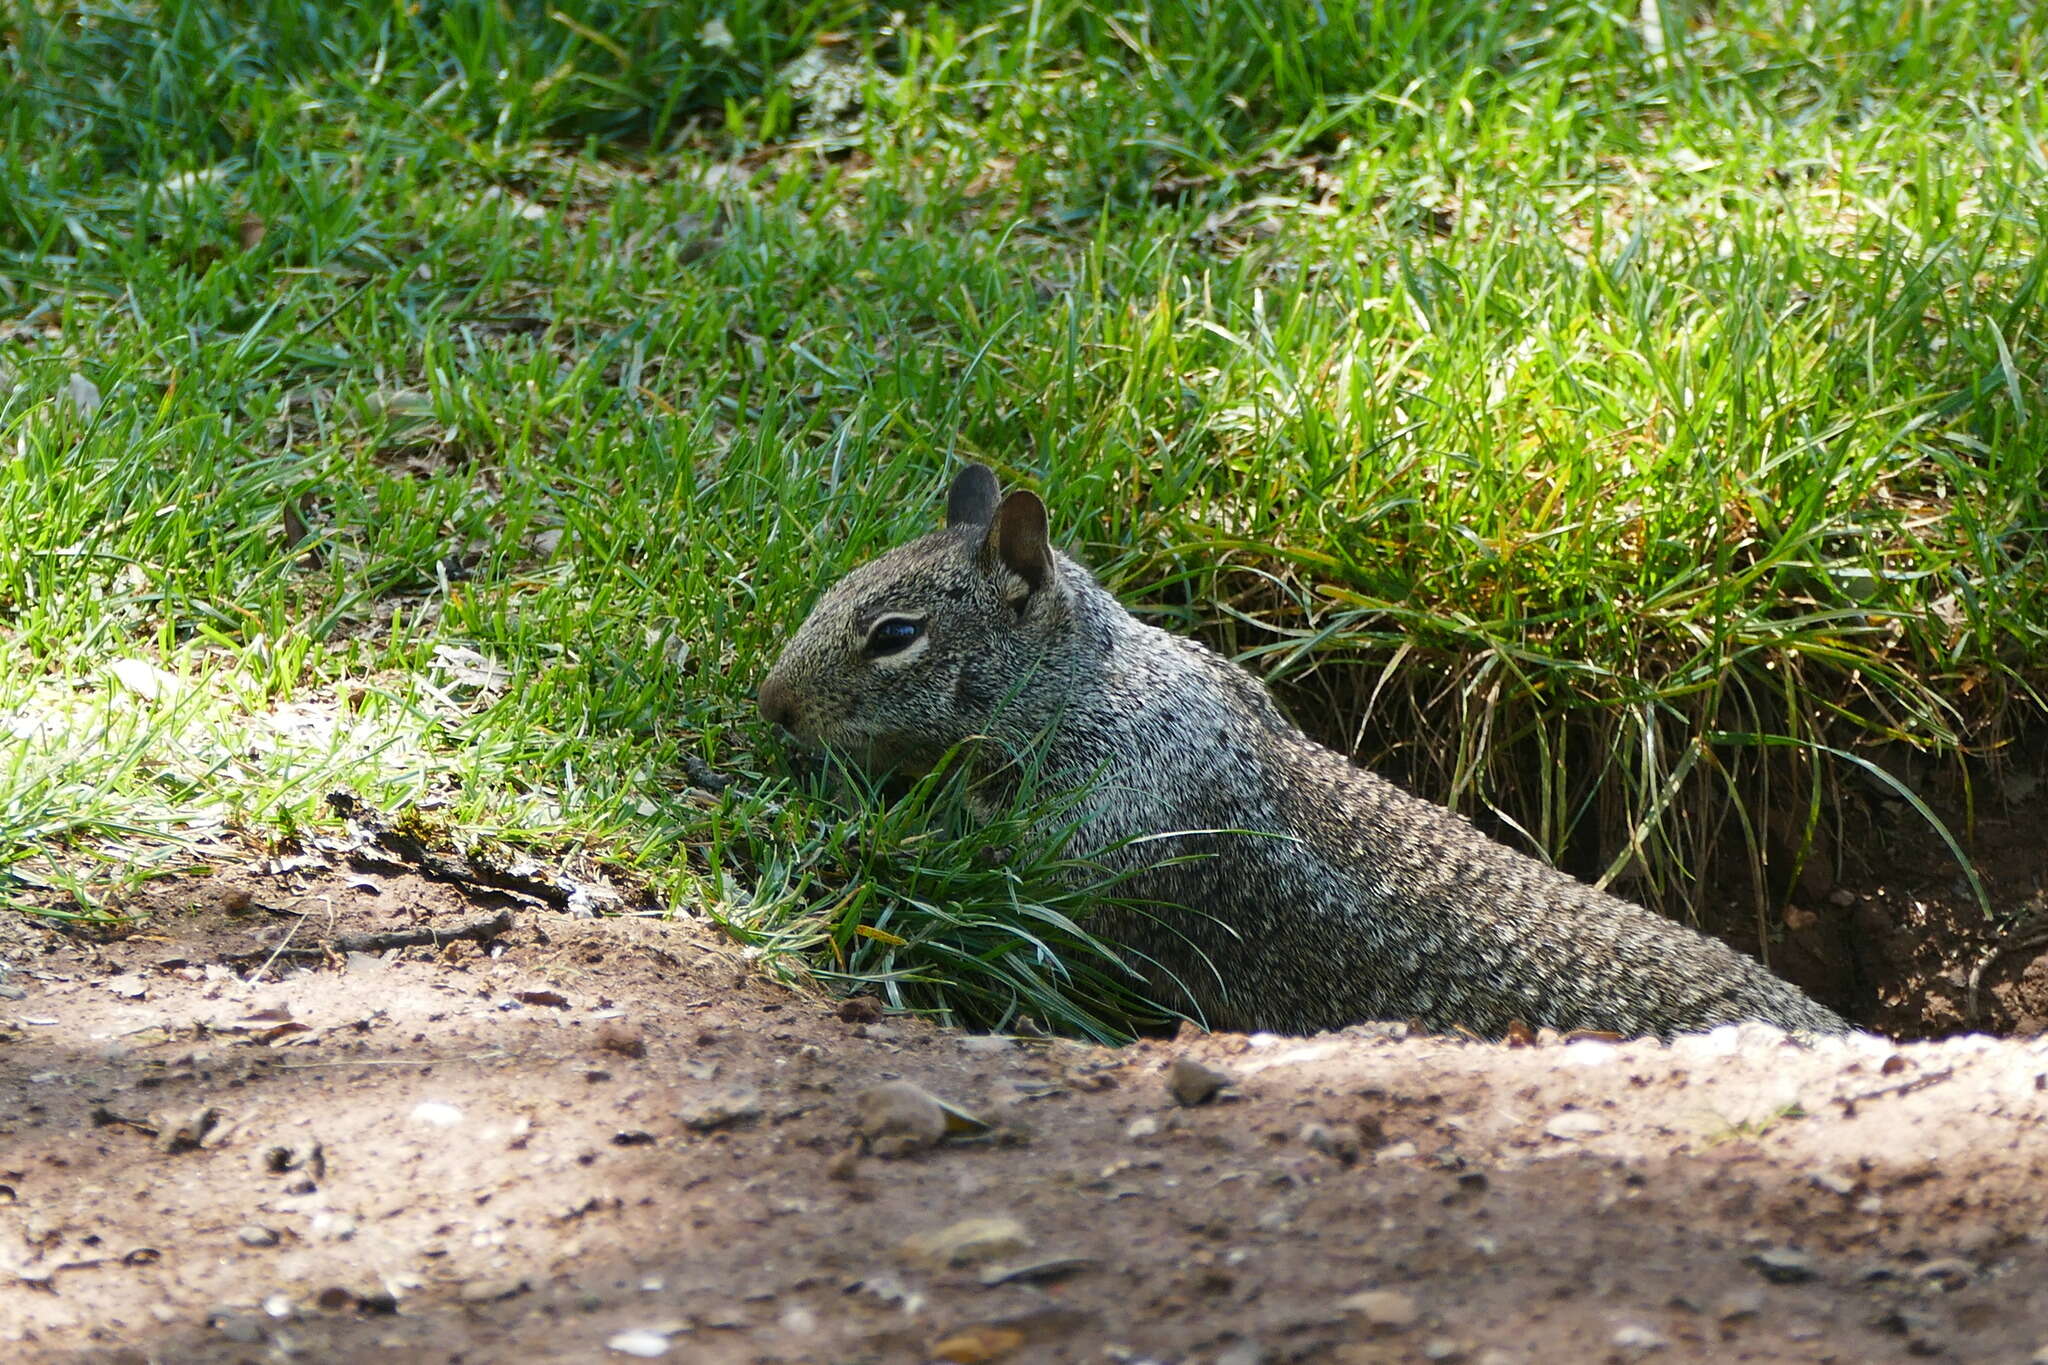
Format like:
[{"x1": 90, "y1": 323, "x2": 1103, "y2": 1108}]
[
  {"x1": 5, "y1": 844, "x2": 2048, "y2": 1365},
  {"x1": 1744, "y1": 752, "x2": 2048, "y2": 1041}
]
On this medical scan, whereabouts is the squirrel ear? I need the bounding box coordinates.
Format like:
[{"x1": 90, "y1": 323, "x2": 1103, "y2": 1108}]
[
  {"x1": 946, "y1": 464, "x2": 1001, "y2": 529},
  {"x1": 985, "y1": 489, "x2": 1055, "y2": 596}
]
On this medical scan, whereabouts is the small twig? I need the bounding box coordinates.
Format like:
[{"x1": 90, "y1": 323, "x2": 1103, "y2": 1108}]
[
  {"x1": 276, "y1": 1048, "x2": 516, "y2": 1071},
  {"x1": 315, "y1": 909, "x2": 514, "y2": 956},
  {"x1": 349, "y1": 842, "x2": 571, "y2": 908},
  {"x1": 1835, "y1": 1067, "x2": 1955, "y2": 1114},
  {"x1": 326, "y1": 790, "x2": 573, "y2": 907},
  {"x1": 228, "y1": 910, "x2": 514, "y2": 963},
  {"x1": 271, "y1": 1058, "x2": 442, "y2": 1070}
]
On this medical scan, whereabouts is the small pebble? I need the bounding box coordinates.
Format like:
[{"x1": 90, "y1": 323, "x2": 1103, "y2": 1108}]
[
  {"x1": 1300, "y1": 1121, "x2": 1360, "y2": 1163},
  {"x1": 606, "y1": 1328, "x2": 672, "y2": 1357},
  {"x1": 1166, "y1": 1057, "x2": 1233, "y2": 1106},
  {"x1": 838, "y1": 995, "x2": 883, "y2": 1023},
  {"x1": 1255, "y1": 1202, "x2": 1296, "y2": 1232},
  {"x1": 676, "y1": 1087, "x2": 762, "y2": 1132},
  {"x1": 1745, "y1": 1246, "x2": 1818, "y2": 1284},
  {"x1": 155, "y1": 1106, "x2": 220, "y2": 1153},
  {"x1": 1808, "y1": 1169, "x2": 1856, "y2": 1196},
  {"x1": 1911, "y1": 1257, "x2": 1973, "y2": 1290},
  {"x1": 900, "y1": 1216, "x2": 1031, "y2": 1267},
  {"x1": 513, "y1": 987, "x2": 570, "y2": 1008},
  {"x1": 408, "y1": 1101, "x2": 463, "y2": 1129},
  {"x1": 66, "y1": 371, "x2": 103, "y2": 417},
  {"x1": 593, "y1": 1021, "x2": 647, "y2": 1058},
  {"x1": 1336, "y1": 1289, "x2": 1419, "y2": 1330},
  {"x1": 929, "y1": 1324, "x2": 1027, "y2": 1364},
  {"x1": 263, "y1": 1141, "x2": 326, "y2": 1178},
  {"x1": 1715, "y1": 1289, "x2": 1764, "y2": 1321},
  {"x1": 311, "y1": 1212, "x2": 357, "y2": 1242},
  {"x1": 1542, "y1": 1110, "x2": 1607, "y2": 1141},
  {"x1": 215, "y1": 1315, "x2": 264, "y2": 1343},
  {"x1": 236, "y1": 1225, "x2": 280, "y2": 1248},
  {"x1": 977, "y1": 1256, "x2": 1097, "y2": 1286},
  {"x1": 458, "y1": 1276, "x2": 530, "y2": 1304},
  {"x1": 855, "y1": 1081, "x2": 948, "y2": 1156},
  {"x1": 1612, "y1": 1323, "x2": 1667, "y2": 1352}
]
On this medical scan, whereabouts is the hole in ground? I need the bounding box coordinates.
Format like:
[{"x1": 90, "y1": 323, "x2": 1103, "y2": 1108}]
[{"x1": 1258, "y1": 657, "x2": 2048, "y2": 1040}]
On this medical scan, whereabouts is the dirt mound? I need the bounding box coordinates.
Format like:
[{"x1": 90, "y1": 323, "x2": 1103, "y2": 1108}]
[{"x1": 4, "y1": 866, "x2": 2047, "y2": 1364}]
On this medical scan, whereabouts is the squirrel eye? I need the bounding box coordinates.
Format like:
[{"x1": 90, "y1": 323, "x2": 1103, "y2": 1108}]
[{"x1": 864, "y1": 616, "x2": 925, "y2": 658}]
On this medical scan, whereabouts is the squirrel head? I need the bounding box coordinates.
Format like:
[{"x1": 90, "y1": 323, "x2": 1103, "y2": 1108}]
[{"x1": 758, "y1": 464, "x2": 1075, "y2": 773}]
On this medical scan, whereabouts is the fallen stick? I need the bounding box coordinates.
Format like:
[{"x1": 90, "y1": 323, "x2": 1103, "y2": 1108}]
[
  {"x1": 228, "y1": 910, "x2": 514, "y2": 963},
  {"x1": 326, "y1": 790, "x2": 572, "y2": 908}
]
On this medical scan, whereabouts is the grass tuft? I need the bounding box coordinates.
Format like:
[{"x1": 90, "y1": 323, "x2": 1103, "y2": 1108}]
[{"x1": 721, "y1": 749, "x2": 1177, "y2": 1042}]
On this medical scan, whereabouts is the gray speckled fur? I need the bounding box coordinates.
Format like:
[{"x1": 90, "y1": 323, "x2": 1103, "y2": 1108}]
[{"x1": 758, "y1": 468, "x2": 1850, "y2": 1039}]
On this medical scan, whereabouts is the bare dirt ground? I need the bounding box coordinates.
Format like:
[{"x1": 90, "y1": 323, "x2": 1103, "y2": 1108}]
[{"x1": 5, "y1": 829, "x2": 2048, "y2": 1365}]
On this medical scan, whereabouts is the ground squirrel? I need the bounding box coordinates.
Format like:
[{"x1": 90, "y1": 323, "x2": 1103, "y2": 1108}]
[{"x1": 758, "y1": 465, "x2": 1851, "y2": 1039}]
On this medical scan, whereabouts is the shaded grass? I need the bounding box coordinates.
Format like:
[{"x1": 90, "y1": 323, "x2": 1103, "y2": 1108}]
[{"x1": 2, "y1": 0, "x2": 2044, "y2": 1035}]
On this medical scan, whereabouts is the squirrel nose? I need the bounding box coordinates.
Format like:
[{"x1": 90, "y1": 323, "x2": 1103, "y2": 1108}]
[{"x1": 758, "y1": 676, "x2": 796, "y2": 731}]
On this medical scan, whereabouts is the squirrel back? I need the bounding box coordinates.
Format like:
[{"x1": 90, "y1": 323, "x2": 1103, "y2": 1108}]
[{"x1": 758, "y1": 465, "x2": 1851, "y2": 1039}]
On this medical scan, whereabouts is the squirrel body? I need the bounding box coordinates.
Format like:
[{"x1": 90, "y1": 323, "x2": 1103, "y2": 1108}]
[{"x1": 759, "y1": 466, "x2": 1850, "y2": 1039}]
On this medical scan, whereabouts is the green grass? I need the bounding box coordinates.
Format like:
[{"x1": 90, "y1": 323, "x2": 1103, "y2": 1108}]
[{"x1": 2, "y1": 0, "x2": 2044, "y2": 1036}]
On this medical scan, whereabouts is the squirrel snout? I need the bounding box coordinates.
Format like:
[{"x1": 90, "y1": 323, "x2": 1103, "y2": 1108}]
[{"x1": 757, "y1": 675, "x2": 798, "y2": 732}]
